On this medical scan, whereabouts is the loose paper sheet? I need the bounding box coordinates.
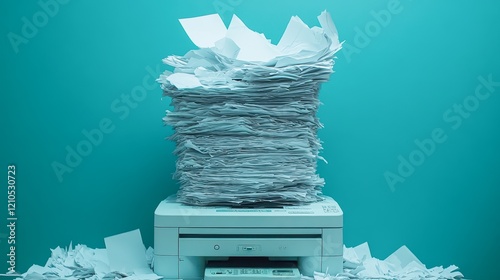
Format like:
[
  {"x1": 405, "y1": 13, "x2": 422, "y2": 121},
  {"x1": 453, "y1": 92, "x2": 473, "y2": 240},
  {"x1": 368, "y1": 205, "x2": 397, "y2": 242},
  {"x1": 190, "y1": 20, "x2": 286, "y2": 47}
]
[
  {"x1": 104, "y1": 229, "x2": 150, "y2": 274},
  {"x1": 178, "y1": 14, "x2": 227, "y2": 48}
]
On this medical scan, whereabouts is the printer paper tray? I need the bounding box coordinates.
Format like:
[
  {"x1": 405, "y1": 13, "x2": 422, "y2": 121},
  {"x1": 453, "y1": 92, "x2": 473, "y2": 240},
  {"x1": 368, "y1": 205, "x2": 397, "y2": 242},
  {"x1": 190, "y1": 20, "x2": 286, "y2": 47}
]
[{"x1": 179, "y1": 238, "x2": 322, "y2": 256}]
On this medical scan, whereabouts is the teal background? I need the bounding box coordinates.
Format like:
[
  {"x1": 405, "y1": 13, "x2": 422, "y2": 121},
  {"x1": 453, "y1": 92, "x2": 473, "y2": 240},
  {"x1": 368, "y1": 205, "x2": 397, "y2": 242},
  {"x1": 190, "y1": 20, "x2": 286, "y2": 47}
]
[{"x1": 1, "y1": 0, "x2": 499, "y2": 278}]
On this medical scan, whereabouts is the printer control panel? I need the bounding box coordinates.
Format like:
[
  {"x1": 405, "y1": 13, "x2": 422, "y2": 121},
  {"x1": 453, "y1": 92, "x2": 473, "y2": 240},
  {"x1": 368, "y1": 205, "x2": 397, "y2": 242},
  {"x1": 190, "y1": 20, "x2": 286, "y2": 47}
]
[{"x1": 237, "y1": 245, "x2": 262, "y2": 252}]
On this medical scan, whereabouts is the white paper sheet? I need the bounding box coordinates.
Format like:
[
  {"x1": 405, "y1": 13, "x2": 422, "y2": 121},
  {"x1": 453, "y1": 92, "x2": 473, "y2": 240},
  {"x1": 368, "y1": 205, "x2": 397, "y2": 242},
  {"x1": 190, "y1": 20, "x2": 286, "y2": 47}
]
[
  {"x1": 384, "y1": 245, "x2": 425, "y2": 271},
  {"x1": 317, "y1": 10, "x2": 340, "y2": 51},
  {"x1": 166, "y1": 72, "x2": 203, "y2": 89},
  {"x1": 277, "y1": 15, "x2": 323, "y2": 55},
  {"x1": 104, "y1": 229, "x2": 150, "y2": 274},
  {"x1": 225, "y1": 14, "x2": 280, "y2": 62},
  {"x1": 213, "y1": 37, "x2": 240, "y2": 59},
  {"x1": 179, "y1": 14, "x2": 227, "y2": 48}
]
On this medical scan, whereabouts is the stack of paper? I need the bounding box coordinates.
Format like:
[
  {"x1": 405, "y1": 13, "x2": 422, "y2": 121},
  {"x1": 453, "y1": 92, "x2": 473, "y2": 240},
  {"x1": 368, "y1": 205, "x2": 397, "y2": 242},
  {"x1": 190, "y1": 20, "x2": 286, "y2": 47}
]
[{"x1": 158, "y1": 11, "x2": 342, "y2": 206}]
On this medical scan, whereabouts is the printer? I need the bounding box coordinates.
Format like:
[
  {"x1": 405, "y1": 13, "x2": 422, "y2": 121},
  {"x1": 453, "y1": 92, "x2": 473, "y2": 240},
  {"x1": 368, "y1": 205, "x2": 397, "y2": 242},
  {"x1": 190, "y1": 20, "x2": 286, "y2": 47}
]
[{"x1": 154, "y1": 196, "x2": 343, "y2": 279}]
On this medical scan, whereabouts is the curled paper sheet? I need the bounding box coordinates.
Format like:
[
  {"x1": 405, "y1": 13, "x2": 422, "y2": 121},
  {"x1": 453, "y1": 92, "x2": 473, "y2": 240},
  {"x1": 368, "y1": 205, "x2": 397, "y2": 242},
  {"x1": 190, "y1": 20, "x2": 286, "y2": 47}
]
[{"x1": 158, "y1": 11, "x2": 342, "y2": 206}]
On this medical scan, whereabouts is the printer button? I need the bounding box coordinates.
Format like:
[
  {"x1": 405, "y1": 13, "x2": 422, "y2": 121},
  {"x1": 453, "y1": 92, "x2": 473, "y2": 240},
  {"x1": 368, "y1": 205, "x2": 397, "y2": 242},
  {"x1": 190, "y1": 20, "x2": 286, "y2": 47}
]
[{"x1": 214, "y1": 244, "x2": 220, "y2": 250}]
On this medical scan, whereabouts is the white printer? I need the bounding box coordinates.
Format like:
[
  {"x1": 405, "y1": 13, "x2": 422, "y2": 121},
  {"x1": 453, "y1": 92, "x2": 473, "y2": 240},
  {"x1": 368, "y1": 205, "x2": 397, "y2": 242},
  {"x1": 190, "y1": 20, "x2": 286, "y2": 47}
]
[{"x1": 154, "y1": 196, "x2": 343, "y2": 279}]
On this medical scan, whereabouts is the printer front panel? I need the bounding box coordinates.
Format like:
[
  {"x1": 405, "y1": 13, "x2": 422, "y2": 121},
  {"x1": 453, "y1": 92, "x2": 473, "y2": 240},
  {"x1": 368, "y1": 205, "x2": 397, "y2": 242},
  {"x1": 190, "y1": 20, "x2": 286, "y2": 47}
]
[
  {"x1": 322, "y1": 228, "x2": 343, "y2": 256},
  {"x1": 179, "y1": 237, "x2": 322, "y2": 257},
  {"x1": 154, "y1": 227, "x2": 180, "y2": 279},
  {"x1": 153, "y1": 255, "x2": 178, "y2": 279}
]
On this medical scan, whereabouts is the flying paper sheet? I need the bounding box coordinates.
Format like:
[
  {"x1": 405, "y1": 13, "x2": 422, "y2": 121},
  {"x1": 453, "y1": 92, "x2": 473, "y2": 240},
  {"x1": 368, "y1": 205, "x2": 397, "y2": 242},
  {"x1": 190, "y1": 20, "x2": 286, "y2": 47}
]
[{"x1": 158, "y1": 11, "x2": 342, "y2": 206}]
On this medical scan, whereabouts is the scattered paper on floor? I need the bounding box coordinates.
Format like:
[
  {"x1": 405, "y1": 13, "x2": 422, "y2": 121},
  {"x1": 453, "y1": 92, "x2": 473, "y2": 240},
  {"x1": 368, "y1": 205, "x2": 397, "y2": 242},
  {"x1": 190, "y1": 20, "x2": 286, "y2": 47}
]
[
  {"x1": 16, "y1": 229, "x2": 158, "y2": 280},
  {"x1": 301, "y1": 242, "x2": 464, "y2": 280},
  {"x1": 17, "y1": 240, "x2": 463, "y2": 279}
]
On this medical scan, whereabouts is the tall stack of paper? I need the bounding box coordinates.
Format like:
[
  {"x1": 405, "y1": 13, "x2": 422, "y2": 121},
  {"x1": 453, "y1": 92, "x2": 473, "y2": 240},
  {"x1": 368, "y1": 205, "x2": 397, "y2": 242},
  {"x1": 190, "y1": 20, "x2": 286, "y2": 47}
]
[{"x1": 158, "y1": 11, "x2": 342, "y2": 206}]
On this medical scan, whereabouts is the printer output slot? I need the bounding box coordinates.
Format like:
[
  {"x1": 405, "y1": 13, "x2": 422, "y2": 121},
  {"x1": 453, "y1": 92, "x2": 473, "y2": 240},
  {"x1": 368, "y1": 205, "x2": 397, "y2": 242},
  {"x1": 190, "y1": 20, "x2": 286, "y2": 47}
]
[
  {"x1": 179, "y1": 236, "x2": 322, "y2": 257},
  {"x1": 179, "y1": 234, "x2": 321, "y2": 239},
  {"x1": 204, "y1": 257, "x2": 301, "y2": 280},
  {"x1": 206, "y1": 257, "x2": 298, "y2": 268}
]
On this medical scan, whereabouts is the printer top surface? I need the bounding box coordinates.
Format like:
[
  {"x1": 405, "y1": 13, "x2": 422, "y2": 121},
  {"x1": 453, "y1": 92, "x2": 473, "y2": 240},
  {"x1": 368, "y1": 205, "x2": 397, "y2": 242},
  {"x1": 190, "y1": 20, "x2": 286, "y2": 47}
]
[{"x1": 154, "y1": 196, "x2": 342, "y2": 228}]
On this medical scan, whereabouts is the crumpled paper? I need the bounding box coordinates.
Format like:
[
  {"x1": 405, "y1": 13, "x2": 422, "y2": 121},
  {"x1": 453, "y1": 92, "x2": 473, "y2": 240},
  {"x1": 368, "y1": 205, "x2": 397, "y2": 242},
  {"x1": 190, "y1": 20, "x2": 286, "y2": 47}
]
[
  {"x1": 16, "y1": 241, "x2": 463, "y2": 280},
  {"x1": 16, "y1": 231, "x2": 158, "y2": 280},
  {"x1": 302, "y1": 242, "x2": 464, "y2": 280}
]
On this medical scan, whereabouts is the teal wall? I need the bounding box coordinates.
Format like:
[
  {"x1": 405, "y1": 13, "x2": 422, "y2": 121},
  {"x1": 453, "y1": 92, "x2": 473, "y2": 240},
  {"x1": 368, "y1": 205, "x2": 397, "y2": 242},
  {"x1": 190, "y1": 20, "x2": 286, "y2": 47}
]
[{"x1": 1, "y1": 0, "x2": 499, "y2": 278}]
